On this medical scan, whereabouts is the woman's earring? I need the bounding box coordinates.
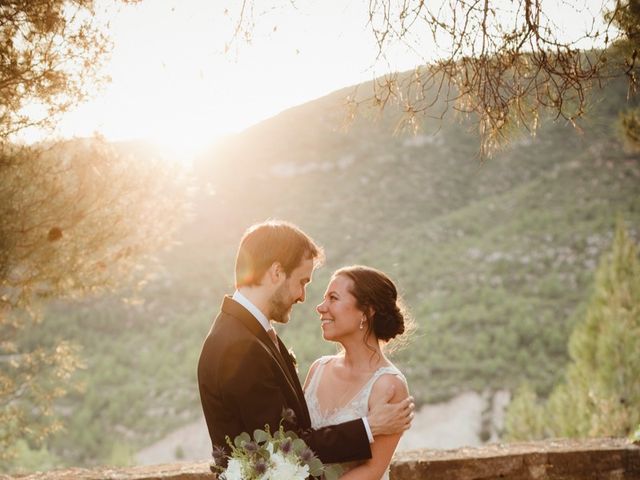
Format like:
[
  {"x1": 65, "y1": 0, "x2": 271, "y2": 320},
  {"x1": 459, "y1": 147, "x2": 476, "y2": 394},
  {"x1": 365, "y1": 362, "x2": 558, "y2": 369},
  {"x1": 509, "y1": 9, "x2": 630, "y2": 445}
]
[{"x1": 359, "y1": 317, "x2": 365, "y2": 330}]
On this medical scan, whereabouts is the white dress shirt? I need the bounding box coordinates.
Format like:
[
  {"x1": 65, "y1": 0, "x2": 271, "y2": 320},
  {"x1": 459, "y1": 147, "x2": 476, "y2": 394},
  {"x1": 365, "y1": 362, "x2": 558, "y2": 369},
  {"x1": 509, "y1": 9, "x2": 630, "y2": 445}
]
[
  {"x1": 232, "y1": 290, "x2": 272, "y2": 333},
  {"x1": 231, "y1": 290, "x2": 374, "y2": 443}
]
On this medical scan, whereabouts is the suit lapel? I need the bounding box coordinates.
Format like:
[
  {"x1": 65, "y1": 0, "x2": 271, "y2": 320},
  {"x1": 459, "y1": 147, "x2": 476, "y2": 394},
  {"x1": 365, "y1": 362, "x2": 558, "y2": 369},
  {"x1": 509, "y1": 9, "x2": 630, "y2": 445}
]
[
  {"x1": 221, "y1": 297, "x2": 307, "y2": 417},
  {"x1": 277, "y1": 337, "x2": 312, "y2": 426}
]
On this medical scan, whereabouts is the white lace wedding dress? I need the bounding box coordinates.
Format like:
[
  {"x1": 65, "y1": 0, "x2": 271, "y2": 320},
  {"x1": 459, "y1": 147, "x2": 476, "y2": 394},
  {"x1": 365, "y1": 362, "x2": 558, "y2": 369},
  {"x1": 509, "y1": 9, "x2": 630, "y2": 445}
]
[{"x1": 304, "y1": 355, "x2": 406, "y2": 480}]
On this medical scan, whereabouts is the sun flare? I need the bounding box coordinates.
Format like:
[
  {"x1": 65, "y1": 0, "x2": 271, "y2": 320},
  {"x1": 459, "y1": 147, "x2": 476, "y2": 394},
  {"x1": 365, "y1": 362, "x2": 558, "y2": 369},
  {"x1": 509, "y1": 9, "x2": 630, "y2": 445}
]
[
  {"x1": 35, "y1": 0, "x2": 614, "y2": 164},
  {"x1": 50, "y1": 1, "x2": 403, "y2": 161}
]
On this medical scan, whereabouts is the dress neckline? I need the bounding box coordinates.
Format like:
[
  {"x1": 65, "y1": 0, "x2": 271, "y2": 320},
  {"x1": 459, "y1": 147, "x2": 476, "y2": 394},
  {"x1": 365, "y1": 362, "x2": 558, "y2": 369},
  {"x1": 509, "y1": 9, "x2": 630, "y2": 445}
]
[{"x1": 309, "y1": 355, "x2": 399, "y2": 419}]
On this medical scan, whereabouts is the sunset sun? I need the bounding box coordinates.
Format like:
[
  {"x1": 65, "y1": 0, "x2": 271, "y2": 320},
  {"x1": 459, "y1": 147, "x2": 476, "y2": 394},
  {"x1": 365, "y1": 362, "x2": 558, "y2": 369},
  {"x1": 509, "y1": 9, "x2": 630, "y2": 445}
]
[{"x1": 49, "y1": 0, "x2": 438, "y2": 163}]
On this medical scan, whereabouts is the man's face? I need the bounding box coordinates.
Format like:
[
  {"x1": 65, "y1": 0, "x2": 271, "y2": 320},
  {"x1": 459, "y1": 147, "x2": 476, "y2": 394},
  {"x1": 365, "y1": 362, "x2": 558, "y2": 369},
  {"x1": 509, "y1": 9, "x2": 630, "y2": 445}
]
[{"x1": 269, "y1": 257, "x2": 314, "y2": 324}]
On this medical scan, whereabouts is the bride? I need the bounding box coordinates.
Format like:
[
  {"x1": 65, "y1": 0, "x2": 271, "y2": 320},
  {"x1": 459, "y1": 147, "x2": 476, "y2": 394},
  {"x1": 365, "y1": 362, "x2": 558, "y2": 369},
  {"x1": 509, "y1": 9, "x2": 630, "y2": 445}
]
[{"x1": 304, "y1": 266, "x2": 410, "y2": 480}]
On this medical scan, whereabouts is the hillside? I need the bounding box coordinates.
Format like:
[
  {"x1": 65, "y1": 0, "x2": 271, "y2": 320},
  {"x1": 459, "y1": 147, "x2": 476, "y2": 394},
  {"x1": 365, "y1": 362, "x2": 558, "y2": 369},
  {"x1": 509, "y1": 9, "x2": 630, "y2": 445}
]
[
  {"x1": 14, "y1": 73, "x2": 640, "y2": 471},
  {"x1": 191, "y1": 74, "x2": 640, "y2": 402}
]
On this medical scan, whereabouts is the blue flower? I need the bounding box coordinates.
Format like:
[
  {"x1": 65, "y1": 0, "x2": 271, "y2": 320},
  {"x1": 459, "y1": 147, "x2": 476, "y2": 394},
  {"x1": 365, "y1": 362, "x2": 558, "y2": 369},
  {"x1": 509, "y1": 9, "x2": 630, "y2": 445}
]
[
  {"x1": 281, "y1": 407, "x2": 297, "y2": 424},
  {"x1": 212, "y1": 445, "x2": 227, "y2": 463},
  {"x1": 300, "y1": 447, "x2": 315, "y2": 464},
  {"x1": 253, "y1": 458, "x2": 268, "y2": 475},
  {"x1": 244, "y1": 441, "x2": 258, "y2": 453},
  {"x1": 280, "y1": 437, "x2": 293, "y2": 455}
]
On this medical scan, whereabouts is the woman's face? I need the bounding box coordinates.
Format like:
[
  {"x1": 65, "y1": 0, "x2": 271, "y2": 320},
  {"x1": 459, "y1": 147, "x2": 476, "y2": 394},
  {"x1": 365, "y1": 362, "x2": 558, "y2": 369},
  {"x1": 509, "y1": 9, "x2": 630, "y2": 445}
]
[{"x1": 316, "y1": 274, "x2": 365, "y2": 342}]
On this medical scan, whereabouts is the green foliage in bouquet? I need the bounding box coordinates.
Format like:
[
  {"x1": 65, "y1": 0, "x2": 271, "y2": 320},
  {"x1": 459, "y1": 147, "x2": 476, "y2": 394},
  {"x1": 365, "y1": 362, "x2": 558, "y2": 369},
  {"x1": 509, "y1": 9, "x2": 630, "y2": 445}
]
[{"x1": 212, "y1": 409, "x2": 342, "y2": 480}]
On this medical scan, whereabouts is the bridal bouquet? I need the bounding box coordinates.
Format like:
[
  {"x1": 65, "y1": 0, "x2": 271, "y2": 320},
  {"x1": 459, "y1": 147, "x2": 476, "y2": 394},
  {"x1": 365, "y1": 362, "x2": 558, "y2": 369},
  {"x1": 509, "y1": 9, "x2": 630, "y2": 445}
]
[{"x1": 212, "y1": 409, "x2": 341, "y2": 480}]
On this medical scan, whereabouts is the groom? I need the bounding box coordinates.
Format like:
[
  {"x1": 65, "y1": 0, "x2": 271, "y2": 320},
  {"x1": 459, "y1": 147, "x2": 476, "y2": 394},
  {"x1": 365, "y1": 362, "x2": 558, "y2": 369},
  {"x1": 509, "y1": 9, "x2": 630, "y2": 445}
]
[{"x1": 198, "y1": 220, "x2": 414, "y2": 466}]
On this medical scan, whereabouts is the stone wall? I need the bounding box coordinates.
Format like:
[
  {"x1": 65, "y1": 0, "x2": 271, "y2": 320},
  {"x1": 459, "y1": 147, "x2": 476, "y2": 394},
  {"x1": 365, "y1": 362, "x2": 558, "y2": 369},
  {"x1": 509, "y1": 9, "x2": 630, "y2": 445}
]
[
  {"x1": 391, "y1": 438, "x2": 640, "y2": 479},
  {"x1": 4, "y1": 438, "x2": 639, "y2": 480},
  {"x1": 1, "y1": 463, "x2": 212, "y2": 480}
]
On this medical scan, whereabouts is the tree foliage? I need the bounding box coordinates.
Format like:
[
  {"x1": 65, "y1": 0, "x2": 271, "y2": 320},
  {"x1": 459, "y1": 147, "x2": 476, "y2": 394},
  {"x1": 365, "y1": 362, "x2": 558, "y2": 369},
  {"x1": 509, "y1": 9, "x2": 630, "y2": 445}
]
[
  {"x1": 361, "y1": 0, "x2": 618, "y2": 155},
  {"x1": 0, "y1": 139, "x2": 188, "y2": 464},
  {"x1": 0, "y1": 0, "x2": 138, "y2": 139},
  {"x1": 0, "y1": 0, "x2": 186, "y2": 465},
  {"x1": 606, "y1": 0, "x2": 640, "y2": 149},
  {"x1": 229, "y1": 0, "x2": 639, "y2": 155},
  {"x1": 505, "y1": 219, "x2": 640, "y2": 440}
]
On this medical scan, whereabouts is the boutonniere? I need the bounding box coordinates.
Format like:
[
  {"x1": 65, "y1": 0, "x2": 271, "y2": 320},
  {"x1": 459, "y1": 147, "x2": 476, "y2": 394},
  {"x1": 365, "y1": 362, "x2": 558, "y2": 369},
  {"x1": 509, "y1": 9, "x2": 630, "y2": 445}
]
[{"x1": 288, "y1": 348, "x2": 298, "y2": 373}]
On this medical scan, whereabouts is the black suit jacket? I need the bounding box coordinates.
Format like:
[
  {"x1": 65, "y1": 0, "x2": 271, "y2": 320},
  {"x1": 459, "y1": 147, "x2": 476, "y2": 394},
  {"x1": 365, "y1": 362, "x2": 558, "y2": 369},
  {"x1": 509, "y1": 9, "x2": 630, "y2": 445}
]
[{"x1": 197, "y1": 296, "x2": 372, "y2": 464}]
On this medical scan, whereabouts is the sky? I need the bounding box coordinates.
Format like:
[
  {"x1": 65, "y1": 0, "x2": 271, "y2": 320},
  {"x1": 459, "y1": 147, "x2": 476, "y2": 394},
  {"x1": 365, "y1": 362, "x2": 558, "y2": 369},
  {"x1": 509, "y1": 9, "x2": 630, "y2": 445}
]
[
  {"x1": 52, "y1": 0, "x2": 613, "y2": 157},
  {"x1": 55, "y1": 0, "x2": 400, "y2": 155}
]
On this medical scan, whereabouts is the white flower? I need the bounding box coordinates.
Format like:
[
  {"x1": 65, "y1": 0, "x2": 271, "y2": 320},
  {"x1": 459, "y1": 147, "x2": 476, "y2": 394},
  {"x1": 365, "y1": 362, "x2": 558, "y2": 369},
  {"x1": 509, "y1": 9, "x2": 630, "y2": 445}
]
[
  {"x1": 220, "y1": 458, "x2": 243, "y2": 480},
  {"x1": 215, "y1": 422, "x2": 336, "y2": 480},
  {"x1": 267, "y1": 451, "x2": 310, "y2": 480},
  {"x1": 288, "y1": 348, "x2": 299, "y2": 373}
]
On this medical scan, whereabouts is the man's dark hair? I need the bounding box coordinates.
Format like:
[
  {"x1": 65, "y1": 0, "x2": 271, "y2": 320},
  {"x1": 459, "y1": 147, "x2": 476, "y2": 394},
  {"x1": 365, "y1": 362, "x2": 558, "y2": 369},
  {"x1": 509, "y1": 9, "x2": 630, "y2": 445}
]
[{"x1": 235, "y1": 220, "x2": 324, "y2": 288}]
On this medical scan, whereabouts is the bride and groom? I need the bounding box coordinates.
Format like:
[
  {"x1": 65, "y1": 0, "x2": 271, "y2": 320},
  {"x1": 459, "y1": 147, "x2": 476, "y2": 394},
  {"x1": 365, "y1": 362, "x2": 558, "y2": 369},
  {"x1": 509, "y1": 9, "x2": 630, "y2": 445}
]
[{"x1": 198, "y1": 220, "x2": 413, "y2": 479}]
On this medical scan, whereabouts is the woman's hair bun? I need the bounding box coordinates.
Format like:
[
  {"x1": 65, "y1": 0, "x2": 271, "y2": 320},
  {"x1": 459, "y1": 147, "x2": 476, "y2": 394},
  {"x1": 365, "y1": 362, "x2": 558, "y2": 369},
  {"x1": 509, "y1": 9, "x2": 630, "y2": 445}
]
[{"x1": 333, "y1": 265, "x2": 407, "y2": 341}]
